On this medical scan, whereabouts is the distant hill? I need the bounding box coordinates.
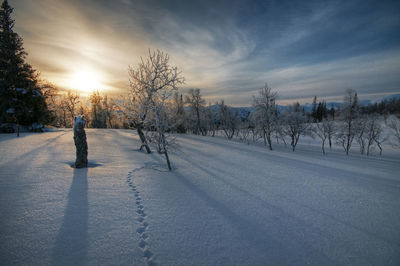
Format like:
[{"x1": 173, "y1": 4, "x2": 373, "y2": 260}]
[
  {"x1": 226, "y1": 93, "x2": 400, "y2": 120},
  {"x1": 186, "y1": 94, "x2": 399, "y2": 120},
  {"x1": 378, "y1": 94, "x2": 400, "y2": 102}
]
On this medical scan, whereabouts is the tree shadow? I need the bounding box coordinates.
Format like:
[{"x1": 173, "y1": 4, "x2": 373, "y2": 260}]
[
  {"x1": 179, "y1": 154, "x2": 400, "y2": 248},
  {"x1": 171, "y1": 170, "x2": 333, "y2": 265},
  {"x1": 182, "y1": 135, "x2": 400, "y2": 192},
  {"x1": 52, "y1": 168, "x2": 88, "y2": 265}
]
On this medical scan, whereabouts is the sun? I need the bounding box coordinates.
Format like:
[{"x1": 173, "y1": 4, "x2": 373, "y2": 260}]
[{"x1": 69, "y1": 68, "x2": 102, "y2": 93}]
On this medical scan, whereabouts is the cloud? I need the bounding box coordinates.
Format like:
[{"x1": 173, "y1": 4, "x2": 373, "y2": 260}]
[{"x1": 11, "y1": 0, "x2": 400, "y2": 105}]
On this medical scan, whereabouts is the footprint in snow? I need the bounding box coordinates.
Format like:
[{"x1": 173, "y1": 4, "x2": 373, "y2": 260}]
[{"x1": 127, "y1": 169, "x2": 157, "y2": 265}]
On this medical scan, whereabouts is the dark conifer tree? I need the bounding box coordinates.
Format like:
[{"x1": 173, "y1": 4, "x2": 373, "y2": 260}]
[
  {"x1": 329, "y1": 106, "x2": 335, "y2": 120},
  {"x1": 311, "y1": 96, "x2": 317, "y2": 122},
  {"x1": 0, "y1": 0, "x2": 49, "y2": 131}
]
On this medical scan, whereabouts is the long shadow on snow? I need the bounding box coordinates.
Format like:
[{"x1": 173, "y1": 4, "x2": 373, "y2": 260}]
[
  {"x1": 0, "y1": 131, "x2": 69, "y2": 167},
  {"x1": 0, "y1": 132, "x2": 31, "y2": 142},
  {"x1": 170, "y1": 169, "x2": 334, "y2": 265},
  {"x1": 181, "y1": 134, "x2": 400, "y2": 166},
  {"x1": 180, "y1": 154, "x2": 400, "y2": 248},
  {"x1": 52, "y1": 168, "x2": 88, "y2": 265},
  {"x1": 94, "y1": 129, "x2": 142, "y2": 154},
  {"x1": 179, "y1": 135, "x2": 400, "y2": 194}
]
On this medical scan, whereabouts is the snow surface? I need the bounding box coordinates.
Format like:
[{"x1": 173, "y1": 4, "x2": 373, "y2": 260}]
[{"x1": 0, "y1": 129, "x2": 399, "y2": 265}]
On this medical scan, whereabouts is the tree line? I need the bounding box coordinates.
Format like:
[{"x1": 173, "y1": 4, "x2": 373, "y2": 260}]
[
  {"x1": 44, "y1": 87, "x2": 123, "y2": 129},
  {"x1": 120, "y1": 49, "x2": 400, "y2": 172}
]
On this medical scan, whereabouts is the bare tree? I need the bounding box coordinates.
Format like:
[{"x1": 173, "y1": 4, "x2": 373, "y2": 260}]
[
  {"x1": 311, "y1": 118, "x2": 336, "y2": 154},
  {"x1": 274, "y1": 116, "x2": 288, "y2": 147},
  {"x1": 148, "y1": 91, "x2": 178, "y2": 170},
  {"x1": 355, "y1": 116, "x2": 368, "y2": 155},
  {"x1": 185, "y1": 88, "x2": 205, "y2": 135},
  {"x1": 127, "y1": 49, "x2": 184, "y2": 154},
  {"x1": 172, "y1": 92, "x2": 186, "y2": 133},
  {"x1": 325, "y1": 118, "x2": 336, "y2": 151},
  {"x1": 365, "y1": 115, "x2": 384, "y2": 155},
  {"x1": 217, "y1": 100, "x2": 239, "y2": 140},
  {"x1": 42, "y1": 82, "x2": 61, "y2": 126},
  {"x1": 283, "y1": 103, "x2": 309, "y2": 151},
  {"x1": 205, "y1": 103, "x2": 217, "y2": 136},
  {"x1": 252, "y1": 84, "x2": 278, "y2": 150},
  {"x1": 59, "y1": 98, "x2": 69, "y2": 127},
  {"x1": 237, "y1": 112, "x2": 252, "y2": 144},
  {"x1": 387, "y1": 116, "x2": 400, "y2": 148},
  {"x1": 102, "y1": 95, "x2": 116, "y2": 128},
  {"x1": 65, "y1": 90, "x2": 80, "y2": 127},
  {"x1": 337, "y1": 89, "x2": 359, "y2": 155},
  {"x1": 89, "y1": 91, "x2": 106, "y2": 128},
  {"x1": 41, "y1": 84, "x2": 69, "y2": 128},
  {"x1": 248, "y1": 112, "x2": 260, "y2": 143}
]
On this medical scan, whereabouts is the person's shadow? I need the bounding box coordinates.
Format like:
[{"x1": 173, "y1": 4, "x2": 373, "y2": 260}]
[{"x1": 52, "y1": 168, "x2": 88, "y2": 265}]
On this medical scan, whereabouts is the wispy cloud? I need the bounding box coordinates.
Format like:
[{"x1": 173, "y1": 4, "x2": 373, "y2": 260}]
[{"x1": 12, "y1": 0, "x2": 400, "y2": 105}]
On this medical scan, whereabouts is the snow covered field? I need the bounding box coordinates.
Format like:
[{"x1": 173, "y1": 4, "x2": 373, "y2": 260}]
[{"x1": 1, "y1": 129, "x2": 399, "y2": 265}]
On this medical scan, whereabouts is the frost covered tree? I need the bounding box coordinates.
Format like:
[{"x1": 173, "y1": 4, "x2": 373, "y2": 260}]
[
  {"x1": 185, "y1": 88, "x2": 206, "y2": 135},
  {"x1": 247, "y1": 112, "x2": 260, "y2": 143},
  {"x1": 204, "y1": 103, "x2": 217, "y2": 137},
  {"x1": 0, "y1": 0, "x2": 49, "y2": 133},
  {"x1": 252, "y1": 84, "x2": 277, "y2": 150},
  {"x1": 237, "y1": 111, "x2": 253, "y2": 144},
  {"x1": 102, "y1": 95, "x2": 117, "y2": 128},
  {"x1": 57, "y1": 94, "x2": 69, "y2": 127},
  {"x1": 337, "y1": 89, "x2": 359, "y2": 155},
  {"x1": 274, "y1": 114, "x2": 288, "y2": 147},
  {"x1": 41, "y1": 82, "x2": 63, "y2": 126},
  {"x1": 89, "y1": 90, "x2": 106, "y2": 128},
  {"x1": 364, "y1": 115, "x2": 384, "y2": 155},
  {"x1": 325, "y1": 118, "x2": 336, "y2": 151},
  {"x1": 172, "y1": 92, "x2": 186, "y2": 133},
  {"x1": 355, "y1": 115, "x2": 368, "y2": 154},
  {"x1": 148, "y1": 89, "x2": 178, "y2": 170},
  {"x1": 283, "y1": 103, "x2": 309, "y2": 151},
  {"x1": 45, "y1": 88, "x2": 84, "y2": 128},
  {"x1": 312, "y1": 118, "x2": 335, "y2": 155},
  {"x1": 387, "y1": 116, "x2": 400, "y2": 148},
  {"x1": 65, "y1": 90, "x2": 80, "y2": 127},
  {"x1": 127, "y1": 49, "x2": 184, "y2": 156},
  {"x1": 218, "y1": 100, "x2": 239, "y2": 140}
]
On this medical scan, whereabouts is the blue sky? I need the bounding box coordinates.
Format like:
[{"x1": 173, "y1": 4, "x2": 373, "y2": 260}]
[{"x1": 12, "y1": 0, "x2": 400, "y2": 105}]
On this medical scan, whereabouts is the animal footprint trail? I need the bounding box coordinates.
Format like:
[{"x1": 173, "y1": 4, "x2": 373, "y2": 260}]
[{"x1": 127, "y1": 170, "x2": 158, "y2": 266}]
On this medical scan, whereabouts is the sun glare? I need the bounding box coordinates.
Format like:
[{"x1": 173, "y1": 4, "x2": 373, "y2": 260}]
[{"x1": 70, "y1": 68, "x2": 102, "y2": 93}]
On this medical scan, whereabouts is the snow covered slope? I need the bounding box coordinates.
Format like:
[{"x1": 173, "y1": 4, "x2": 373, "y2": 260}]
[{"x1": 1, "y1": 129, "x2": 399, "y2": 265}]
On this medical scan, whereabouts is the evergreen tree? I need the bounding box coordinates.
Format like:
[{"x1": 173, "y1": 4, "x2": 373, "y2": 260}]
[
  {"x1": 322, "y1": 101, "x2": 328, "y2": 119},
  {"x1": 0, "y1": 0, "x2": 49, "y2": 130},
  {"x1": 315, "y1": 101, "x2": 328, "y2": 122},
  {"x1": 174, "y1": 92, "x2": 186, "y2": 133},
  {"x1": 329, "y1": 106, "x2": 335, "y2": 120},
  {"x1": 311, "y1": 96, "x2": 317, "y2": 122},
  {"x1": 316, "y1": 102, "x2": 323, "y2": 122}
]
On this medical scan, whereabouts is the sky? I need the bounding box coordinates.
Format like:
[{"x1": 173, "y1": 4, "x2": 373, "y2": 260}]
[{"x1": 11, "y1": 0, "x2": 400, "y2": 106}]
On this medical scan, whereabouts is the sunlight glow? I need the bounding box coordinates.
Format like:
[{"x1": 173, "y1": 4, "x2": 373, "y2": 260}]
[{"x1": 69, "y1": 68, "x2": 103, "y2": 93}]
